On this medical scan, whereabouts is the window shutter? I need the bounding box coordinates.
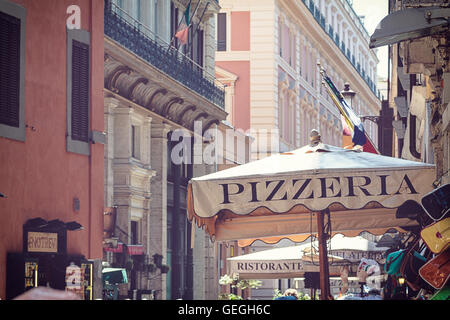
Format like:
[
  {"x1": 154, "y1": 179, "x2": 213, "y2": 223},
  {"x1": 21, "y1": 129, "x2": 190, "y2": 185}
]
[
  {"x1": 0, "y1": 11, "x2": 21, "y2": 128},
  {"x1": 197, "y1": 29, "x2": 204, "y2": 67},
  {"x1": 217, "y1": 13, "x2": 226, "y2": 51},
  {"x1": 71, "y1": 39, "x2": 89, "y2": 142}
]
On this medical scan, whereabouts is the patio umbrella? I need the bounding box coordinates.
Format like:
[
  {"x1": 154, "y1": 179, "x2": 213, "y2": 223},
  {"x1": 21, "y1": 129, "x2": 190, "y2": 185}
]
[
  {"x1": 227, "y1": 234, "x2": 389, "y2": 280},
  {"x1": 227, "y1": 243, "x2": 348, "y2": 280},
  {"x1": 187, "y1": 138, "x2": 436, "y2": 298}
]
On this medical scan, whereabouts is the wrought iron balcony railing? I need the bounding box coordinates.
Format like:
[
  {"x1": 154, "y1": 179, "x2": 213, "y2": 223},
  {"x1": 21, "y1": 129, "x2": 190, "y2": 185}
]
[
  {"x1": 302, "y1": 0, "x2": 382, "y2": 100},
  {"x1": 104, "y1": 0, "x2": 225, "y2": 109},
  {"x1": 328, "y1": 25, "x2": 334, "y2": 38}
]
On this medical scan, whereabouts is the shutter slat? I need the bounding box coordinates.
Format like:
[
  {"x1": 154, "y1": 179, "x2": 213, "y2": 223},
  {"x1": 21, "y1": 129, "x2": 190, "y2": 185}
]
[
  {"x1": 0, "y1": 11, "x2": 21, "y2": 128},
  {"x1": 71, "y1": 39, "x2": 89, "y2": 142}
]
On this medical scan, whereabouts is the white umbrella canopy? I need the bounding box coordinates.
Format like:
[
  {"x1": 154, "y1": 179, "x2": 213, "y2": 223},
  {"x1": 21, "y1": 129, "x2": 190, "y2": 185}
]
[
  {"x1": 187, "y1": 142, "x2": 436, "y2": 241},
  {"x1": 227, "y1": 235, "x2": 390, "y2": 279}
]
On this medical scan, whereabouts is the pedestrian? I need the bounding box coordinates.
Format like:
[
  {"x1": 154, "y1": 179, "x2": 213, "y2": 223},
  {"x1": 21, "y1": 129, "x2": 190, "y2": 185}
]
[{"x1": 275, "y1": 288, "x2": 298, "y2": 300}]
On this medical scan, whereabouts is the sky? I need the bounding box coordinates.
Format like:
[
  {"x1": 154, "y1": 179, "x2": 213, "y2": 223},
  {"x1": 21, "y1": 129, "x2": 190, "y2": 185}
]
[{"x1": 351, "y1": 0, "x2": 389, "y2": 81}]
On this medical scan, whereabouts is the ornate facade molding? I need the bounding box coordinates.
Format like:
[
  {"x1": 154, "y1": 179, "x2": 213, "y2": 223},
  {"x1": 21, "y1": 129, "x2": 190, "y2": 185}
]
[{"x1": 104, "y1": 52, "x2": 227, "y2": 134}]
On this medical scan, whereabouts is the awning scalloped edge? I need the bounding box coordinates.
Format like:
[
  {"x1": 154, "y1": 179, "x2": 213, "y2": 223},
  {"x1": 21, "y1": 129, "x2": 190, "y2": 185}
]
[
  {"x1": 236, "y1": 227, "x2": 406, "y2": 247},
  {"x1": 187, "y1": 184, "x2": 217, "y2": 240}
]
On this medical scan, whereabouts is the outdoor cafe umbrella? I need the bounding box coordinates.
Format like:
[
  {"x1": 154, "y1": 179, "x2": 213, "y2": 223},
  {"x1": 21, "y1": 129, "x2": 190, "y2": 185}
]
[
  {"x1": 187, "y1": 137, "x2": 436, "y2": 298},
  {"x1": 227, "y1": 234, "x2": 389, "y2": 280}
]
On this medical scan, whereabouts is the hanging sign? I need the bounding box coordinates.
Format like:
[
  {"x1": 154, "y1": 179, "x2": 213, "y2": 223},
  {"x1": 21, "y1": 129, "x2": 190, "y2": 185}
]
[
  {"x1": 104, "y1": 242, "x2": 123, "y2": 253},
  {"x1": 229, "y1": 259, "x2": 305, "y2": 276},
  {"x1": 127, "y1": 244, "x2": 144, "y2": 255}
]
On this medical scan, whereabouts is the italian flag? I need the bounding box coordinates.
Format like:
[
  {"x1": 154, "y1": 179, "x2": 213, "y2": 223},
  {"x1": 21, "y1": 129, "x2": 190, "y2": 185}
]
[{"x1": 175, "y1": 4, "x2": 191, "y2": 45}]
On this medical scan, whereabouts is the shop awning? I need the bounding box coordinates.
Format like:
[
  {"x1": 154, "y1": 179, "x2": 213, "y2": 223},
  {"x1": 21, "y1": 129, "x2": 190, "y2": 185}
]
[
  {"x1": 227, "y1": 235, "x2": 389, "y2": 279},
  {"x1": 188, "y1": 143, "x2": 435, "y2": 242},
  {"x1": 227, "y1": 246, "x2": 345, "y2": 279},
  {"x1": 127, "y1": 244, "x2": 144, "y2": 255},
  {"x1": 104, "y1": 242, "x2": 124, "y2": 253},
  {"x1": 369, "y1": 6, "x2": 450, "y2": 48}
]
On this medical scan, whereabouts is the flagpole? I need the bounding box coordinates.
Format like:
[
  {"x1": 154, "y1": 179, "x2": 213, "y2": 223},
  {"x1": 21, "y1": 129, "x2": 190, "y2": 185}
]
[
  {"x1": 186, "y1": 1, "x2": 210, "y2": 58},
  {"x1": 174, "y1": 0, "x2": 202, "y2": 52},
  {"x1": 319, "y1": 63, "x2": 380, "y2": 154},
  {"x1": 167, "y1": 0, "x2": 193, "y2": 53},
  {"x1": 319, "y1": 65, "x2": 354, "y2": 132}
]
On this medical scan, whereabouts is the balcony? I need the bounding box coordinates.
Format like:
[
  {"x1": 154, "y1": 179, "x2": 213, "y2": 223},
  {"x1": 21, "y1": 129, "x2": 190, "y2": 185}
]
[
  {"x1": 301, "y1": 1, "x2": 381, "y2": 100},
  {"x1": 334, "y1": 33, "x2": 340, "y2": 46},
  {"x1": 320, "y1": 14, "x2": 326, "y2": 29},
  {"x1": 328, "y1": 25, "x2": 334, "y2": 38},
  {"x1": 308, "y1": 1, "x2": 315, "y2": 14},
  {"x1": 104, "y1": 0, "x2": 224, "y2": 109},
  {"x1": 340, "y1": 41, "x2": 346, "y2": 54},
  {"x1": 314, "y1": 6, "x2": 321, "y2": 23}
]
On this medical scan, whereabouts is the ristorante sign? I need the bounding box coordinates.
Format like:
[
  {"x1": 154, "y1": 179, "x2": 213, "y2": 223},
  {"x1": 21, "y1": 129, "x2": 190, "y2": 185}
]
[
  {"x1": 230, "y1": 260, "x2": 305, "y2": 275},
  {"x1": 191, "y1": 169, "x2": 434, "y2": 218}
]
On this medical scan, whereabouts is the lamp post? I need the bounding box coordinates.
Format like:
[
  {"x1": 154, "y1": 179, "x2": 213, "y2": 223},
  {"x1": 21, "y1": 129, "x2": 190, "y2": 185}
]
[
  {"x1": 341, "y1": 82, "x2": 356, "y2": 109},
  {"x1": 340, "y1": 83, "x2": 356, "y2": 148}
]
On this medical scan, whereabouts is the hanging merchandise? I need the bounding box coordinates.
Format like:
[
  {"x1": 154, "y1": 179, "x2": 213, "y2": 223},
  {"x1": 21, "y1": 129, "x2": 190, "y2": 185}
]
[
  {"x1": 421, "y1": 184, "x2": 450, "y2": 221},
  {"x1": 420, "y1": 217, "x2": 450, "y2": 254},
  {"x1": 430, "y1": 286, "x2": 450, "y2": 300},
  {"x1": 385, "y1": 249, "x2": 406, "y2": 277},
  {"x1": 399, "y1": 236, "x2": 432, "y2": 292},
  {"x1": 419, "y1": 249, "x2": 450, "y2": 290}
]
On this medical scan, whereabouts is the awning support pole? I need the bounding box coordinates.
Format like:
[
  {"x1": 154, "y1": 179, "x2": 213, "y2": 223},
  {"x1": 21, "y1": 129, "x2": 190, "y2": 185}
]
[{"x1": 317, "y1": 209, "x2": 331, "y2": 300}]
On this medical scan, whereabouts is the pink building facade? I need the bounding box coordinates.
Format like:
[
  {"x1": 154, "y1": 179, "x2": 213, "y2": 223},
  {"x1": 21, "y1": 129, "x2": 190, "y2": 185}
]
[{"x1": 0, "y1": 0, "x2": 104, "y2": 299}]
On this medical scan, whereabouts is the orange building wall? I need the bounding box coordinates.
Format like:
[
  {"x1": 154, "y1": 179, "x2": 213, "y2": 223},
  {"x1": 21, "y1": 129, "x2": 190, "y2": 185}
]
[{"x1": 0, "y1": 0, "x2": 104, "y2": 299}]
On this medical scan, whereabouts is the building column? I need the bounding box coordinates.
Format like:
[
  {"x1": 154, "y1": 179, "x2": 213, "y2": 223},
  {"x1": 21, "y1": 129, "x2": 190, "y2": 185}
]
[
  {"x1": 192, "y1": 152, "x2": 218, "y2": 300},
  {"x1": 112, "y1": 105, "x2": 133, "y2": 246},
  {"x1": 149, "y1": 121, "x2": 172, "y2": 299},
  {"x1": 104, "y1": 97, "x2": 120, "y2": 209}
]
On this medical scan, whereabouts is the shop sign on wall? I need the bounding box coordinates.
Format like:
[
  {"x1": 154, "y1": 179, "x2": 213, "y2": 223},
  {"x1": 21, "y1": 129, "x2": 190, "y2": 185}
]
[{"x1": 27, "y1": 232, "x2": 58, "y2": 253}]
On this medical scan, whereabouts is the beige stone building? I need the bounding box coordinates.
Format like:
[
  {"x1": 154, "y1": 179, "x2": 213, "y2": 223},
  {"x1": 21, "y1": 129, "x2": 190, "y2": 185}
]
[
  {"x1": 102, "y1": 0, "x2": 237, "y2": 300},
  {"x1": 216, "y1": 0, "x2": 382, "y2": 161},
  {"x1": 214, "y1": 0, "x2": 383, "y2": 299}
]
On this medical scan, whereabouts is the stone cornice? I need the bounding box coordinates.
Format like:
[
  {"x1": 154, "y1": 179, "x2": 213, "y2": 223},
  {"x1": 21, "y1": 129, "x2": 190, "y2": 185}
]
[{"x1": 104, "y1": 39, "x2": 227, "y2": 134}]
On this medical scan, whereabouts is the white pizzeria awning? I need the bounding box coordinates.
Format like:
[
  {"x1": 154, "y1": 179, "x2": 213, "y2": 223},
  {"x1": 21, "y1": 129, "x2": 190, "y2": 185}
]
[{"x1": 187, "y1": 143, "x2": 435, "y2": 241}]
